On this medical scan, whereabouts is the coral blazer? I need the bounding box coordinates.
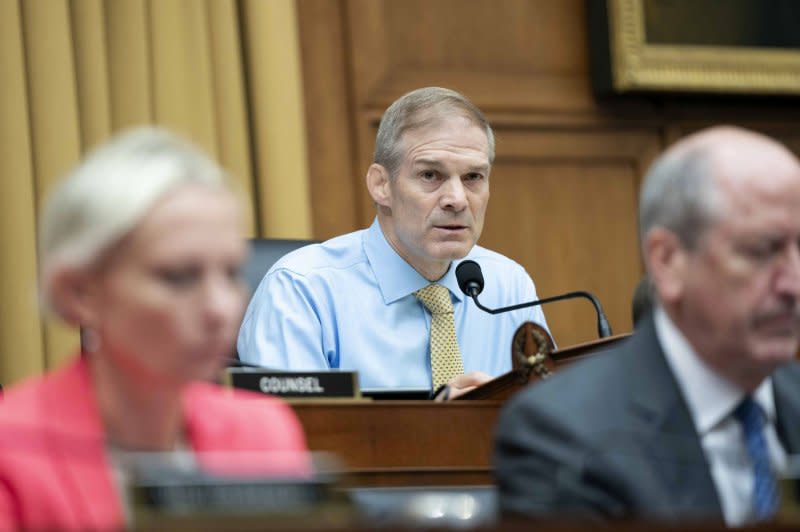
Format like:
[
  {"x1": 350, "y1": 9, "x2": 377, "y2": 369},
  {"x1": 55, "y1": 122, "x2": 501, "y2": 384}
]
[{"x1": 0, "y1": 357, "x2": 309, "y2": 531}]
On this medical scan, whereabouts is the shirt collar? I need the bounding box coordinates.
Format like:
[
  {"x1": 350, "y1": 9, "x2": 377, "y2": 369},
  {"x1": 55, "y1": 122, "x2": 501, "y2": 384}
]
[
  {"x1": 654, "y1": 307, "x2": 776, "y2": 435},
  {"x1": 364, "y1": 217, "x2": 465, "y2": 304}
]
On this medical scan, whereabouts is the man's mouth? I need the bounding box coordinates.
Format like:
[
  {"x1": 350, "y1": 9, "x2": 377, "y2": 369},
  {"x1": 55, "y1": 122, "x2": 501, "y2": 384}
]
[
  {"x1": 435, "y1": 225, "x2": 468, "y2": 231},
  {"x1": 754, "y1": 311, "x2": 800, "y2": 335}
]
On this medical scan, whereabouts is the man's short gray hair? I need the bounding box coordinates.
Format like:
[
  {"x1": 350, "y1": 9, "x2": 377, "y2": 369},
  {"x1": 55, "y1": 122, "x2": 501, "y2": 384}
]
[
  {"x1": 638, "y1": 145, "x2": 722, "y2": 251},
  {"x1": 39, "y1": 127, "x2": 229, "y2": 310},
  {"x1": 373, "y1": 87, "x2": 495, "y2": 177}
]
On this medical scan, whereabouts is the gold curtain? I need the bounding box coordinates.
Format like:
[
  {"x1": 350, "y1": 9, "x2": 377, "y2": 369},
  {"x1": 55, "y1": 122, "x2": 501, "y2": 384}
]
[{"x1": 0, "y1": 0, "x2": 312, "y2": 386}]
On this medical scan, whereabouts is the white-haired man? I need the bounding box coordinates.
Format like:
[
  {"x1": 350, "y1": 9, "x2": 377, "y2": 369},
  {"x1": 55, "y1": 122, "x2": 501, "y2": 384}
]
[{"x1": 494, "y1": 126, "x2": 800, "y2": 525}]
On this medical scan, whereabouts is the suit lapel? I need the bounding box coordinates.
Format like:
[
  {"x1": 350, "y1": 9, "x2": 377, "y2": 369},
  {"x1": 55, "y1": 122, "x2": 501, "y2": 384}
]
[
  {"x1": 772, "y1": 363, "x2": 800, "y2": 454},
  {"x1": 625, "y1": 318, "x2": 722, "y2": 515}
]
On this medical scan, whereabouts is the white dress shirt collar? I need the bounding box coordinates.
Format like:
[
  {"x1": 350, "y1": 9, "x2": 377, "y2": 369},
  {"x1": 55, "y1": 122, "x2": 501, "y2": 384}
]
[
  {"x1": 653, "y1": 307, "x2": 776, "y2": 436},
  {"x1": 364, "y1": 217, "x2": 465, "y2": 304}
]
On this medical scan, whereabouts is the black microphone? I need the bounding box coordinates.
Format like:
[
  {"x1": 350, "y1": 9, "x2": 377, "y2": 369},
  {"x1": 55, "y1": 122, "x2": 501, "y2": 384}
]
[
  {"x1": 455, "y1": 259, "x2": 613, "y2": 338},
  {"x1": 456, "y1": 259, "x2": 484, "y2": 297}
]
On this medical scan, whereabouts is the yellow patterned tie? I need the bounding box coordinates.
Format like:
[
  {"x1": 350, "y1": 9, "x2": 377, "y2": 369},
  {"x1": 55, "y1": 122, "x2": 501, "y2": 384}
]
[{"x1": 415, "y1": 284, "x2": 465, "y2": 389}]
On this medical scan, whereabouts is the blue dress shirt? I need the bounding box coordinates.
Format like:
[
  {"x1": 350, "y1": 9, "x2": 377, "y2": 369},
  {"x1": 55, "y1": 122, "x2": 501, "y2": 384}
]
[{"x1": 237, "y1": 219, "x2": 550, "y2": 390}]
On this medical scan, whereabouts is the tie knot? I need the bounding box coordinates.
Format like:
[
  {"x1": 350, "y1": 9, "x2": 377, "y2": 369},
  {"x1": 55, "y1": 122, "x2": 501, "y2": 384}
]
[
  {"x1": 734, "y1": 396, "x2": 766, "y2": 431},
  {"x1": 415, "y1": 284, "x2": 453, "y2": 315}
]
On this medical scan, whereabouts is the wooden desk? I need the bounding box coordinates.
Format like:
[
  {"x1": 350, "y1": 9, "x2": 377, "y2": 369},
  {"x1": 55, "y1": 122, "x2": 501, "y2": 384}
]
[
  {"x1": 291, "y1": 335, "x2": 630, "y2": 488},
  {"x1": 291, "y1": 400, "x2": 502, "y2": 487}
]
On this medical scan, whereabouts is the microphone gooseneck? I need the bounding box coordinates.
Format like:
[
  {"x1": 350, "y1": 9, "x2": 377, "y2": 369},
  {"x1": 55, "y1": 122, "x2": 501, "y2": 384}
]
[{"x1": 456, "y1": 260, "x2": 613, "y2": 338}]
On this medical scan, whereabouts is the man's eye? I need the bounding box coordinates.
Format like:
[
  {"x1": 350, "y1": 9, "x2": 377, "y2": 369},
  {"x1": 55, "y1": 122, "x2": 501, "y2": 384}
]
[
  {"x1": 420, "y1": 170, "x2": 438, "y2": 181},
  {"x1": 741, "y1": 242, "x2": 780, "y2": 261},
  {"x1": 746, "y1": 249, "x2": 770, "y2": 261},
  {"x1": 464, "y1": 173, "x2": 484, "y2": 181}
]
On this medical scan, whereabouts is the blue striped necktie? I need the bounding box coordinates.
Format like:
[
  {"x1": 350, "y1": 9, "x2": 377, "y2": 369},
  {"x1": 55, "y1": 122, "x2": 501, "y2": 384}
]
[{"x1": 733, "y1": 396, "x2": 780, "y2": 521}]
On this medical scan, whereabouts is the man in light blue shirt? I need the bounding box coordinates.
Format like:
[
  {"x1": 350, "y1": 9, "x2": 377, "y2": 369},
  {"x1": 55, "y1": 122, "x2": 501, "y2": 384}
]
[{"x1": 238, "y1": 87, "x2": 549, "y2": 394}]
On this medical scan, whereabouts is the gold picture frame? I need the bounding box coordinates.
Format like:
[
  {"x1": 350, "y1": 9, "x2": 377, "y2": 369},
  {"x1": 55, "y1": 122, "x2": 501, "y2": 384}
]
[{"x1": 596, "y1": 0, "x2": 800, "y2": 95}]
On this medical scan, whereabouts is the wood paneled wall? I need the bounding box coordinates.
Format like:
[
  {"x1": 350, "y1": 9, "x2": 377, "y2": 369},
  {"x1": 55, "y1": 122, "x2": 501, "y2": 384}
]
[{"x1": 297, "y1": 0, "x2": 800, "y2": 348}]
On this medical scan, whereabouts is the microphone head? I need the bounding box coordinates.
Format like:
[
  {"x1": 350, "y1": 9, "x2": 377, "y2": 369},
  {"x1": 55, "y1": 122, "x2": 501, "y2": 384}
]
[{"x1": 456, "y1": 260, "x2": 484, "y2": 296}]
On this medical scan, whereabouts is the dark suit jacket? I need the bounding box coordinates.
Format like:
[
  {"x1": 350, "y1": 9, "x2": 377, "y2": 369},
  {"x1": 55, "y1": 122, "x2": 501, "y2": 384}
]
[{"x1": 493, "y1": 316, "x2": 800, "y2": 522}]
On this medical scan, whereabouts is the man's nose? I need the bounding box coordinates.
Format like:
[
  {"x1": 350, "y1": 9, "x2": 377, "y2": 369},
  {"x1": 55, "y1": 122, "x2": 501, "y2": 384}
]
[
  {"x1": 440, "y1": 176, "x2": 467, "y2": 211},
  {"x1": 776, "y1": 244, "x2": 800, "y2": 298}
]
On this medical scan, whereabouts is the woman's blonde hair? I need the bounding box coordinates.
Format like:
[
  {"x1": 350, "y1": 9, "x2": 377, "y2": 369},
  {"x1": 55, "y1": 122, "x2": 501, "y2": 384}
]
[{"x1": 39, "y1": 127, "x2": 229, "y2": 313}]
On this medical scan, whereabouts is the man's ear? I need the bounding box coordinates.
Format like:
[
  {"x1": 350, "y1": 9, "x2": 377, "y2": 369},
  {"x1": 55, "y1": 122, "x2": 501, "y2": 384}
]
[
  {"x1": 366, "y1": 164, "x2": 391, "y2": 208},
  {"x1": 644, "y1": 227, "x2": 688, "y2": 305},
  {"x1": 47, "y1": 268, "x2": 99, "y2": 328}
]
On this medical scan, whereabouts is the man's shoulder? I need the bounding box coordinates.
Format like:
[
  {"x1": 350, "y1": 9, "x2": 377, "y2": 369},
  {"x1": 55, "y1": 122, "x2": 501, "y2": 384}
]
[
  {"x1": 500, "y1": 334, "x2": 643, "y2": 432},
  {"x1": 270, "y1": 229, "x2": 369, "y2": 277},
  {"x1": 515, "y1": 346, "x2": 625, "y2": 405},
  {"x1": 776, "y1": 360, "x2": 800, "y2": 379},
  {"x1": 467, "y1": 245, "x2": 527, "y2": 274},
  {"x1": 504, "y1": 318, "x2": 675, "y2": 427},
  {"x1": 773, "y1": 361, "x2": 800, "y2": 402}
]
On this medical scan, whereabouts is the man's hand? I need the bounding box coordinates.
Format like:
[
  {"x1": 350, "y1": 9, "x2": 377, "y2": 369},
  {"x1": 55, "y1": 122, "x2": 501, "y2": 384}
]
[{"x1": 434, "y1": 371, "x2": 493, "y2": 401}]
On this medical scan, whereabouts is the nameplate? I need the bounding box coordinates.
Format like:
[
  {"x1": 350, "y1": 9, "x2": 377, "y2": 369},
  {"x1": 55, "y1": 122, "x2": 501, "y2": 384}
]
[
  {"x1": 133, "y1": 479, "x2": 327, "y2": 514},
  {"x1": 225, "y1": 368, "x2": 360, "y2": 399}
]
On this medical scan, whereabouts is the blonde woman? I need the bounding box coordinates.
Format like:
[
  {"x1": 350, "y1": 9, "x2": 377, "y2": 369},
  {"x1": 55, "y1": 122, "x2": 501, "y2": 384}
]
[{"x1": 0, "y1": 128, "x2": 309, "y2": 530}]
